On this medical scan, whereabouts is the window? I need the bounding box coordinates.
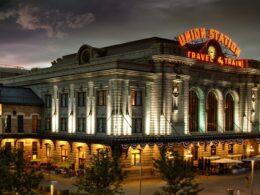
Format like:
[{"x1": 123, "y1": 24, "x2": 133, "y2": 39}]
[
  {"x1": 5, "y1": 142, "x2": 11, "y2": 151},
  {"x1": 45, "y1": 95, "x2": 52, "y2": 108},
  {"x1": 132, "y1": 118, "x2": 142, "y2": 133},
  {"x1": 32, "y1": 115, "x2": 38, "y2": 133},
  {"x1": 207, "y1": 92, "x2": 218, "y2": 131},
  {"x1": 32, "y1": 141, "x2": 38, "y2": 159},
  {"x1": 192, "y1": 146, "x2": 199, "y2": 160},
  {"x1": 60, "y1": 93, "x2": 68, "y2": 107},
  {"x1": 225, "y1": 94, "x2": 234, "y2": 131},
  {"x1": 61, "y1": 148, "x2": 68, "y2": 162},
  {"x1": 5, "y1": 115, "x2": 11, "y2": 133},
  {"x1": 77, "y1": 117, "x2": 86, "y2": 132},
  {"x1": 17, "y1": 115, "x2": 24, "y2": 133},
  {"x1": 77, "y1": 92, "x2": 86, "y2": 107},
  {"x1": 131, "y1": 90, "x2": 142, "y2": 106},
  {"x1": 228, "y1": 144, "x2": 234, "y2": 155},
  {"x1": 189, "y1": 90, "x2": 199, "y2": 132},
  {"x1": 60, "y1": 117, "x2": 68, "y2": 131},
  {"x1": 97, "y1": 90, "x2": 107, "y2": 106},
  {"x1": 17, "y1": 142, "x2": 24, "y2": 152},
  {"x1": 211, "y1": 145, "x2": 217, "y2": 156},
  {"x1": 79, "y1": 150, "x2": 86, "y2": 168},
  {"x1": 97, "y1": 117, "x2": 106, "y2": 133},
  {"x1": 131, "y1": 149, "x2": 141, "y2": 166},
  {"x1": 45, "y1": 118, "x2": 51, "y2": 131}
]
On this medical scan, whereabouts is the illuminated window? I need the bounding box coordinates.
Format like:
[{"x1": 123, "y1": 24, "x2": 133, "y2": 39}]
[
  {"x1": 60, "y1": 117, "x2": 68, "y2": 131},
  {"x1": 211, "y1": 145, "x2": 216, "y2": 156},
  {"x1": 131, "y1": 149, "x2": 141, "y2": 166},
  {"x1": 225, "y1": 94, "x2": 234, "y2": 131},
  {"x1": 61, "y1": 148, "x2": 68, "y2": 162},
  {"x1": 60, "y1": 93, "x2": 68, "y2": 107},
  {"x1": 5, "y1": 115, "x2": 11, "y2": 133},
  {"x1": 32, "y1": 141, "x2": 38, "y2": 158},
  {"x1": 77, "y1": 92, "x2": 86, "y2": 107},
  {"x1": 228, "y1": 144, "x2": 234, "y2": 155},
  {"x1": 77, "y1": 117, "x2": 86, "y2": 132},
  {"x1": 97, "y1": 90, "x2": 107, "y2": 106},
  {"x1": 45, "y1": 95, "x2": 52, "y2": 108},
  {"x1": 79, "y1": 151, "x2": 86, "y2": 168},
  {"x1": 46, "y1": 145, "x2": 51, "y2": 158},
  {"x1": 97, "y1": 117, "x2": 106, "y2": 133},
  {"x1": 45, "y1": 117, "x2": 51, "y2": 131},
  {"x1": 189, "y1": 90, "x2": 199, "y2": 132},
  {"x1": 131, "y1": 90, "x2": 142, "y2": 106},
  {"x1": 132, "y1": 118, "x2": 142, "y2": 133},
  {"x1": 207, "y1": 92, "x2": 217, "y2": 131},
  {"x1": 17, "y1": 115, "x2": 24, "y2": 133}
]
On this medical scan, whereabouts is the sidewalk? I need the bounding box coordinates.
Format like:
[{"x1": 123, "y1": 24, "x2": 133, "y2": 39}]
[{"x1": 40, "y1": 169, "x2": 260, "y2": 194}]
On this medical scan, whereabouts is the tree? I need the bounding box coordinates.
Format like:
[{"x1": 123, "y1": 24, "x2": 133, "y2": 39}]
[
  {"x1": 154, "y1": 147, "x2": 202, "y2": 195},
  {"x1": 74, "y1": 148, "x2": 124, "y2": 195},
  {"x1": 0, "y1": 149, "x2": 43, "y2": 195}
]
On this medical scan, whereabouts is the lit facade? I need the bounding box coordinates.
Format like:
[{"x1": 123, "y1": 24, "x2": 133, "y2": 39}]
[{"x1": 0, "y1": 29, "x2": 260, "y2": 173}]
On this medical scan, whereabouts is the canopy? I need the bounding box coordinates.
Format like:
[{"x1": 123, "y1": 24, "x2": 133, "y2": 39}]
[
  {"x1": 211, "y1": 158, "x2": 243, "y2": 164},
  {"x1": 242, "y1": 157, "x2": 260, "y2": 162}
]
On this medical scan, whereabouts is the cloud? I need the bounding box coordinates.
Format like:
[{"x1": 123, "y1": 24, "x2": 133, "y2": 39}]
[
  {"x1": 0, "y1": 10, "x2": 16, "y2": 20},
  {"x1": 0, "y1": 4, "x2": 95, "y2": 38}
]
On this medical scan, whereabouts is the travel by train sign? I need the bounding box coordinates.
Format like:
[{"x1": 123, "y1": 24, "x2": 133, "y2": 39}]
[{"x1": 178, "y1": 28, "x2": 248, "y2": 68}]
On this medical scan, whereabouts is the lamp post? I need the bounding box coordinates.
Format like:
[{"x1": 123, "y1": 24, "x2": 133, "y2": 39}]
[
  {"x1": 249, "y1": 146, "x2": 255, "y2": 195},
  {"x1": 50, "y1": 180, "x2": 57, "y2": 195}
]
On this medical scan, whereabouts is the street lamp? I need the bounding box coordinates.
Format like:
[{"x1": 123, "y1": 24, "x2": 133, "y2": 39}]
[{"x1": 50, "y1": 180, "x2": 57, "y2": 195}]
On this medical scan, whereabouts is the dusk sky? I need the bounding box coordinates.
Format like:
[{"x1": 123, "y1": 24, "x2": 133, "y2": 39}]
[{"x1": 0, "y1": 0, "x2": 259, "y2": 69}]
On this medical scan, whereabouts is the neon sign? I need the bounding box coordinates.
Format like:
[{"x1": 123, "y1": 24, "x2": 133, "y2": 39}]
[
  {"x1": 187, "y1": 51, "x2": 247, "y2": 68},
  {"x1": 178, "y1": 28, "x2": 240, "y2": 57}
]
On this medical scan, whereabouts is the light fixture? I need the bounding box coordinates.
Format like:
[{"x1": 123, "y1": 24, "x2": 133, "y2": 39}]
[
  {"x1": 249, "y1": 145, "x2": 255, "y2": 152},
  {"x1": 172, "y1": 84, "x2": 180, "y2": 97},
  {"x1": 251, "y1": 86, "x2": 257, "y2": 102},
  {"x1": 185, "y1": 150, "x2": 193, "y2": 158}
]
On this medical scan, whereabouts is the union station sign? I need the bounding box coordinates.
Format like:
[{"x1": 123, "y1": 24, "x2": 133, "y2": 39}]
[{"x1": 178, "y1": 28, "x2": 248, "y2": 68}]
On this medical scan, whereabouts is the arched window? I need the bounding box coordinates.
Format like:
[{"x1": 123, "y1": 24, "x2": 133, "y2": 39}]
[
  {"x1": 225, "y1": 93, "x2": 234, "y2": 131},
  {"x1": 189, "y1": 90, "x2": 199, "y2": 132},
  {"x1": 207, "y1": 91, "x2": 218, "y2": 131}
]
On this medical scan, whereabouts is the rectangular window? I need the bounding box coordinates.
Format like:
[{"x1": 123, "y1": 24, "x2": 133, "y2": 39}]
[
  {"x1": 45, "y1": 95, "x2": 52, "y2": 108},
  {"x1": 211, "y1": 145, "x2": 217, "y2": 156},
  {"x1": 228, "y1": 144, "x2": 234, "y2": 155},
  {"x1": 77, "y1": 117, "x2": 86, "y2": 132},
  {"x1": 5, "y1": 115, "x2": 11, "y2": 133},
  {"x1": 32, "y1": 115, "x2": 38, "y2": 133},
  {"x1": 5, "y1": 142, "x2": 11, "y2": 151},
  {"x1": 131, "y1": 151, "x2": 141, "y2": 166},
  {"x1": 45, "y1": 117, "x2": 51, "y2": 131},
  {"x1": 61, "y1": 149, "x2": 68, "y2": 162},
  {"x1": 77, "y1": 92, "x2": 86, "y2": 107},
  {"x1": 132, "y1": 118, "x2": 142, "y2": 133},
  {"x1": 17, "y1": 142, "x2": 24, "y2": 152},
  {"x1": 32, "y1": 141, "x2": 38, "y2": 159},
  {"x1": 17, "y1": 115, "x2": 24, "y2": 133},
  {"x1": 97, "y1": 90, "x2": 107, "y2": 106},
  {"x1": 60, "y1": 93, "x2": 68, "y2": 107},
  {"x1": 131, "y1": 90, "x2": 142, "y2": 106},
  {"x1": 60, "y1": 117, "x2": 68, "y2": 131},
  {"x1": 97, "y1": 117, "x2": 106, "y2": 133}
]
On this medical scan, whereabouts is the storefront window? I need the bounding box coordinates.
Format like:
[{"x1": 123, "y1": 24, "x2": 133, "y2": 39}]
[{"x1": 131, "y1": 149, "x2": 141, "y2": 166}]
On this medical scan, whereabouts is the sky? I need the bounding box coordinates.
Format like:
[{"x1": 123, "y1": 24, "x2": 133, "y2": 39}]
[{"x1": 0, "y1": 0, "x2": 259, "y2": 69}]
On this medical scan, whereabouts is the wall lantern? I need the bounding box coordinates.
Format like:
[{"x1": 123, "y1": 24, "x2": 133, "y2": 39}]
[
  {"x1": 172, "y1": 76, "x2": 181, "y2": 97},
  {"x1": 251, "y1": 86, "x2": 257, "y2": 102}
]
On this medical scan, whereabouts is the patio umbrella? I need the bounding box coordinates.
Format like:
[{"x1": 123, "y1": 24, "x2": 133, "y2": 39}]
[
  {"x1": 242, "y1": 157, "x2": 260, "y2": 162},
  {"x1": 211, "y1": 158, "x2": 243, "y2": 164}
]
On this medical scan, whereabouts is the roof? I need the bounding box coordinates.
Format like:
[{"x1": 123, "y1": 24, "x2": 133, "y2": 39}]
[{"x1": 0, "y1": 86, "x2": 43, "y2": 106}]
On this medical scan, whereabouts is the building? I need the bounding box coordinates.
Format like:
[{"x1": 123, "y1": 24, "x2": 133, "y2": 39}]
[{"x1": 0, "y1": 28, "x2": 260, "y2": 173}]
